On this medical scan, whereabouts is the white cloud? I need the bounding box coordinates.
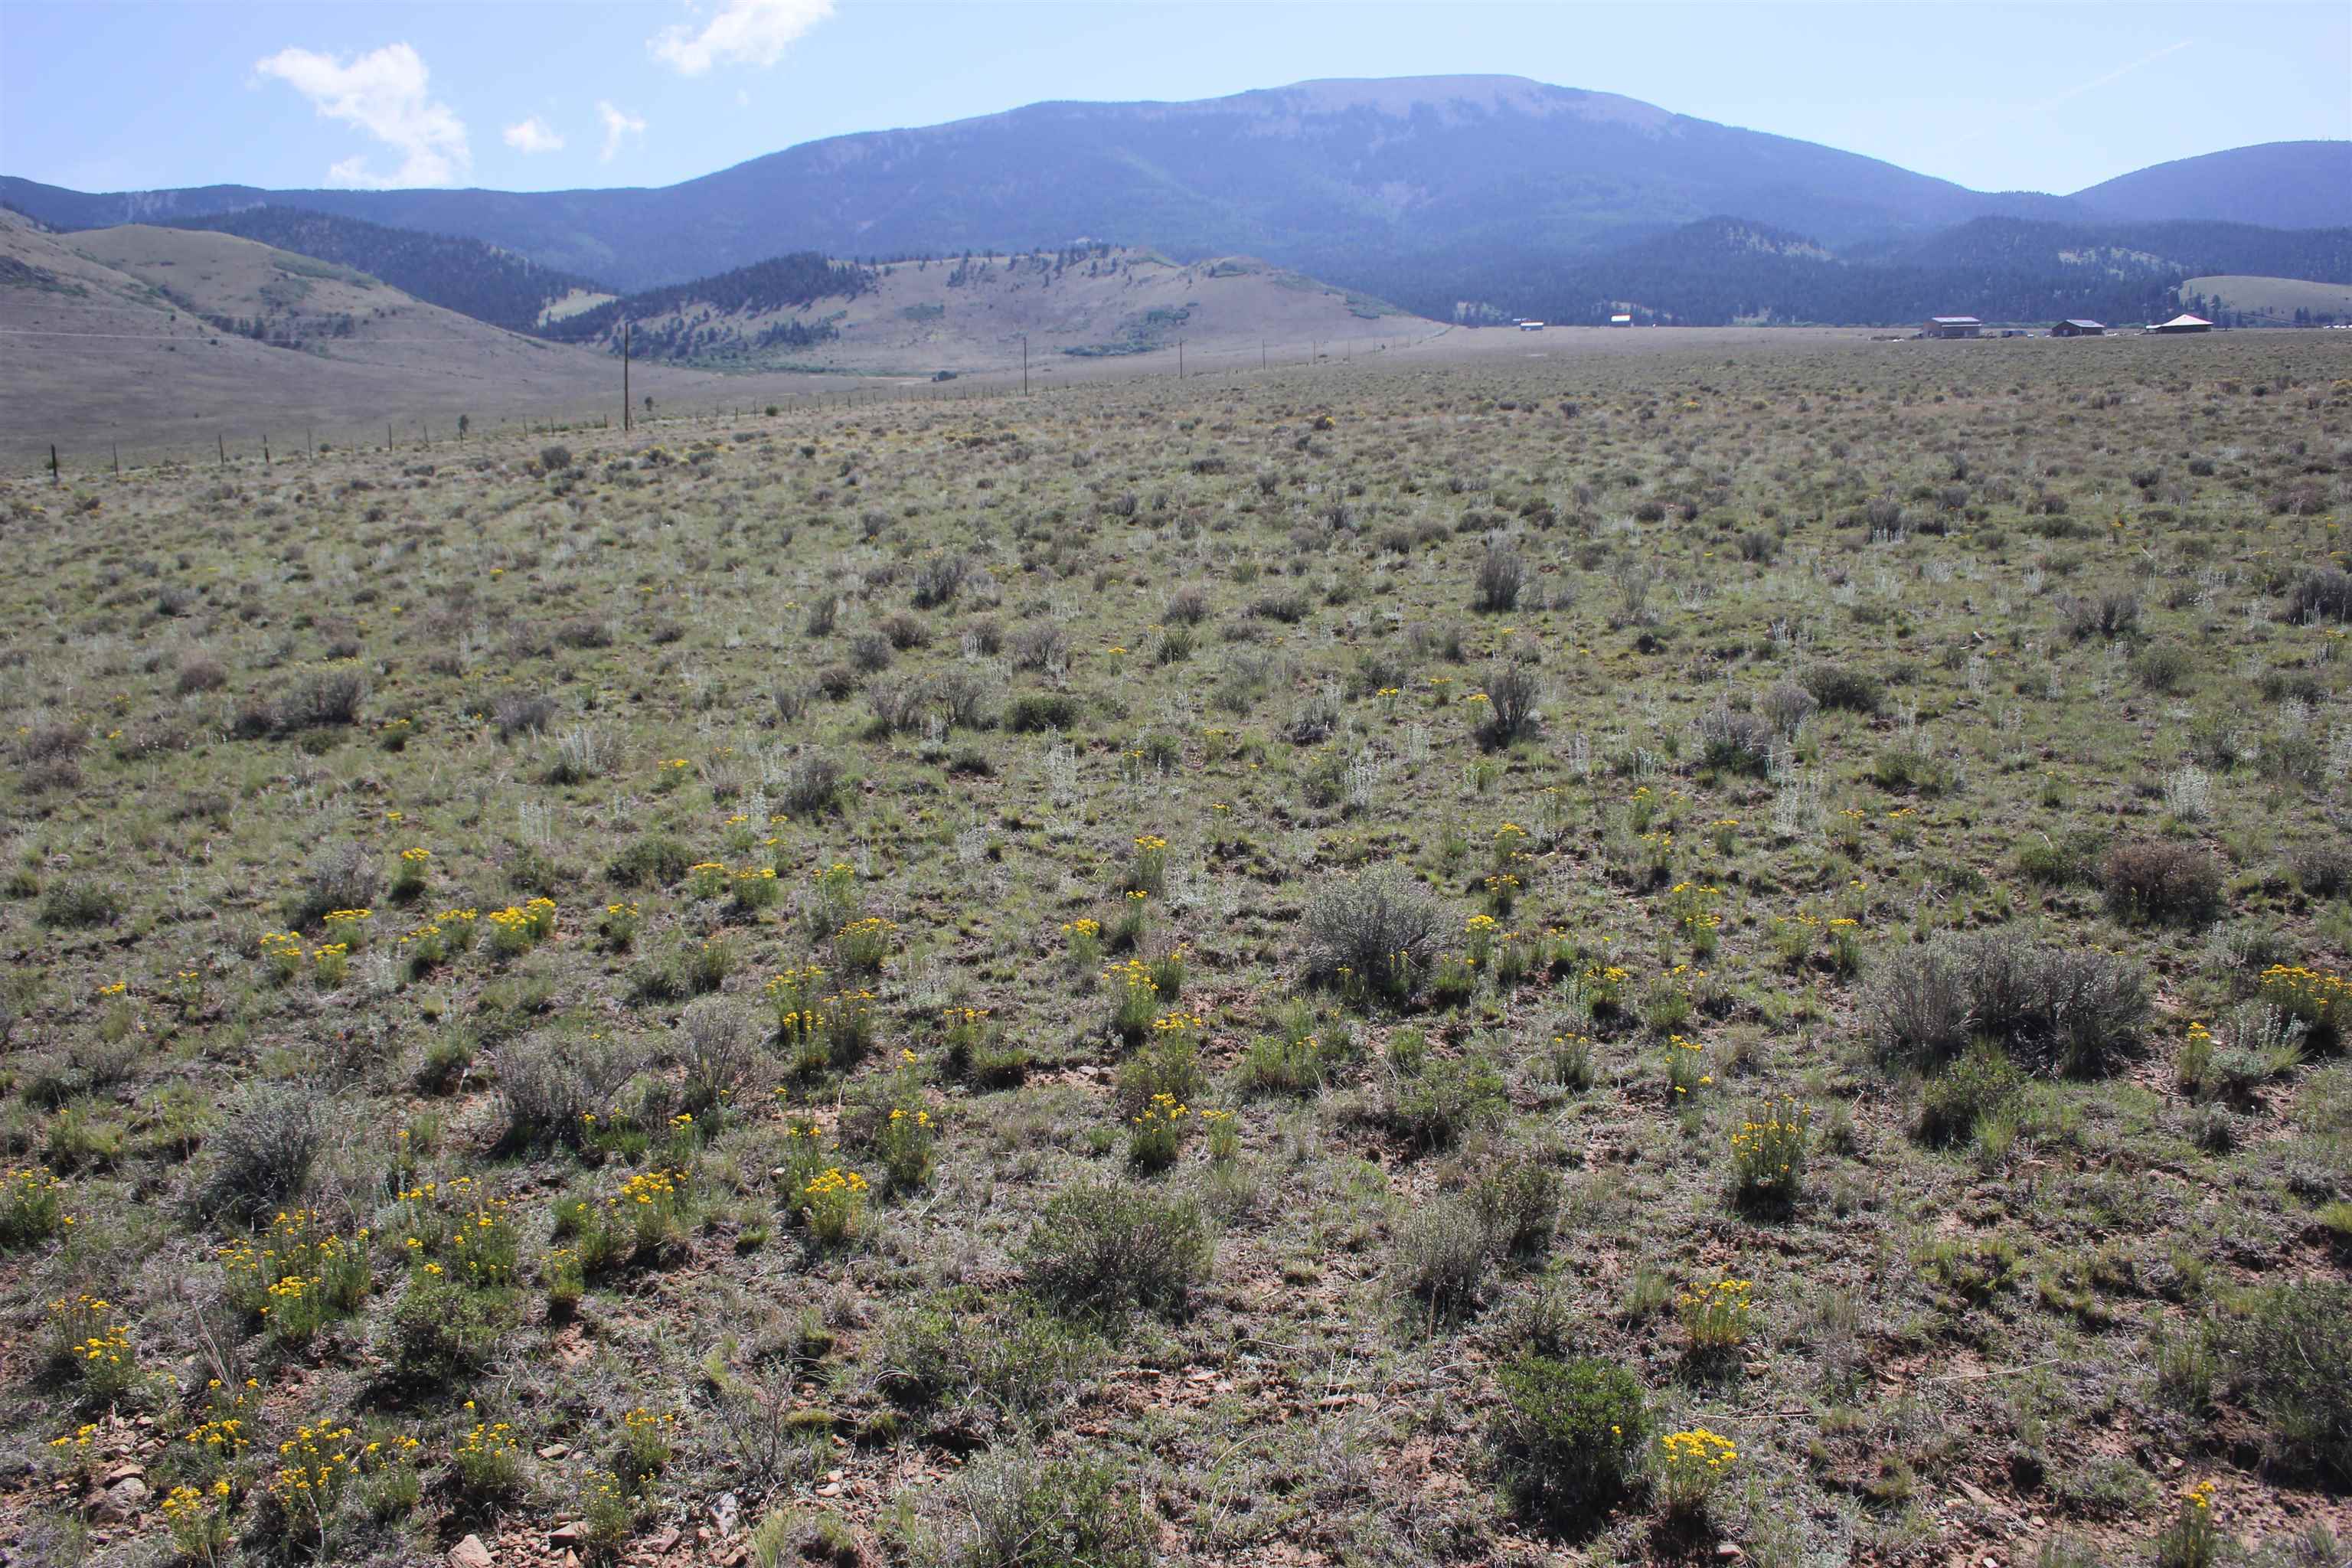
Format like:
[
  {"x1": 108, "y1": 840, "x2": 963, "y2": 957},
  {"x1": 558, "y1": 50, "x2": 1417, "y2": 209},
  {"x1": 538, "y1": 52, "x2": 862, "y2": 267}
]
[
  {"x1": 253, "y1": 43, "x2": 469, "y2": 188},
  {"x1": 596, "y1": 101, "x2": 647, "y2": 163},
  {"x1": 503, "y1": 116, "x2": 565, "y2": 155},
  {"x1": 649, "y1": 0, "x2": 833, "y2": 76}
]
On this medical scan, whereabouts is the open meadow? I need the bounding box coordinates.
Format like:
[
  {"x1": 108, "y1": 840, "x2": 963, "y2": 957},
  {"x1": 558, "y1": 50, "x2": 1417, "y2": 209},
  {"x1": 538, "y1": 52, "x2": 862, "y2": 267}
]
[{"x1": 1, "y1": 328, "x2": 2349, "y2": 1568}]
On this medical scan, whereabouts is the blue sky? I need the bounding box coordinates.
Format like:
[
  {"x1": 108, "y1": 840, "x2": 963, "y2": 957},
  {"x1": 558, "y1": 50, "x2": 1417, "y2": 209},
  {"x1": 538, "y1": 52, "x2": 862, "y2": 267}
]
[{"x1": 2, "y1": 2, "x2": 2345, "y2": 197}]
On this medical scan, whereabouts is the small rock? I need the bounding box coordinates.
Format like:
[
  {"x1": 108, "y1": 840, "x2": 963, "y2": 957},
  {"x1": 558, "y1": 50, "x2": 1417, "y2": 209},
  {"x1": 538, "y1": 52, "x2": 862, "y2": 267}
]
[
  {"x1": 548, "y1": 1522, "x2": 583, "y2": 1546},
  {"x1": 537, "y1": 1443, "x2": 569, "y2": 1460},
  {"x1": 101, "y1": 1463, "x2": 145, "y2": 1486},
  {"x1": 1717, "y1": 1547, "x2": 1746, "y2": 1562},
  {"x1": 648, "y1": 1524, "x2": 681, "y2": 1552},
  {"x1": 713, "y1": 1491, "x2": 741, "y2": 1534},
  {"x1": 448, "y1": 1534, "x2": 495, "y2": 1568},
  {"x1": 86, "y1": 1476, "x2": 149, "y2": 1524}
]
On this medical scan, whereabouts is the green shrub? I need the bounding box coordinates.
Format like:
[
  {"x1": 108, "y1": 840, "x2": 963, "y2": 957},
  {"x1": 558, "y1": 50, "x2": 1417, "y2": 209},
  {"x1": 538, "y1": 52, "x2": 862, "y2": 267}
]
[
  {"x1": 38, "y1": 880, "x2": 122, "y2": 929},
  {"x1": 1468, "y1": 1158, "x2": 1560, "y2": 1256},
  {"x1": 1918, "y1": 1044, "x2": 2022, "y2": 1145},
  {"x1": 875, "y1": 1290, "x2": 1096, "y2": 1419},
  {"x1": 2016, "y1": 829, "x2": 2108, "y2": 887},
  {"x1": 1870, "y1": 742, "x2": 1952, "y2": 795},
  {"x1": 1019, "y1": 1181, "x2": 1211, "y2": 1317},
  {"x1": 1386, "y1": 1054, "x2": 1508, "y2": 1149},
  {"x1": 608, "y1": 832, "x2": 691, "y2": 889},
  {"x1": 1112, "y1": 1034, "x2": 1203, "y2": 1119},
  {"x1": 387, "y1": 1276, "x2": 517, "y2": 1383},
  {"x1": 942, "y1": 1447, "x2": 1153, "y2": 1568},
  {"x1": 1800, "y1": 663, "x2": 1885, "y2": 714},
  {"x1": 1490, "y1": 1354, "x2": 1651, "y2": 1521},
  {"x1": 1005, "y1": 693, "x2": 1080, "y2": 733},
  {"x1": 1235, "y1": 1032, "x2": 1333, "y2": 1096},
  {"x1": 2134, "y1": 643, "x2": 2195, "y2": 694},
  {"x1": 2214, "y1": 1280, "x2": 2352, "y2": 1482},
  {"x1": 2102, "y1": 841, "x2": 2223, "y2": 926}
]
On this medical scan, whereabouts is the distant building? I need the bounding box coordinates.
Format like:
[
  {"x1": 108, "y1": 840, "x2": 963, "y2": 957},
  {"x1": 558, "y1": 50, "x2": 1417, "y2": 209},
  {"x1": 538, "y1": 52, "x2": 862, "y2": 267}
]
[
  {"x1": 1518, "y1": 320, "x2": 1545, "y2": 332},
  {"x1": 2149, "y1": 312, "x2": 2213, "y2": 334},
  {"x1": 2050, "y1": 319, "x2": 2106, "y2": 337},
  {"x1": 1923, "y1": 316, "x2": 1982, "y2": 338},
  {"x1": 1609, "y1": 313, "x2": 1633, "y2": 326}
]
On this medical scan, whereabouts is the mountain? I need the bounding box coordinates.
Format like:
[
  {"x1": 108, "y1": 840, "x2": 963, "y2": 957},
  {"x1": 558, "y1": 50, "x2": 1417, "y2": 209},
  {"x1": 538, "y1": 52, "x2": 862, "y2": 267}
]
[
  {"x1": 152, "y1": 207, "x2": 611, "y2": 333},
  {"x1": 5, "y1": 77, "x2": 2341, "y2": 328},
  {"x1": 543, "y1": 243, "x2": 1419, "y2": 372},
  {"x1": 0, "y1": 75, "x2": 2086, "y2": 314},
  {"x1": 2073, "y1": 142, "x2": 2352, "y2": 230}
]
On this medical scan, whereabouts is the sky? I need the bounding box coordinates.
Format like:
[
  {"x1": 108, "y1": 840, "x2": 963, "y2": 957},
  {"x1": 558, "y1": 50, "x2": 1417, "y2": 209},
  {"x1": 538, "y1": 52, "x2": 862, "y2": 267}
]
[{"x1": 2, "y1": 1, "x2": 2346, "y2": 198}]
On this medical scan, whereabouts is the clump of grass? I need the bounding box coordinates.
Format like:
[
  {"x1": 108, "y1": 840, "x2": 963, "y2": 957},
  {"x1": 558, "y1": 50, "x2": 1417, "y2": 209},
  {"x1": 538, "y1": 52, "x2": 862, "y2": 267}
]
[
  {"x1": 2213, "y1": 1279, "x2": 2352, "y2": 1482},
  {"x1": 1018, "y1": 1180, "x2": 1211, "y2": 1317}
]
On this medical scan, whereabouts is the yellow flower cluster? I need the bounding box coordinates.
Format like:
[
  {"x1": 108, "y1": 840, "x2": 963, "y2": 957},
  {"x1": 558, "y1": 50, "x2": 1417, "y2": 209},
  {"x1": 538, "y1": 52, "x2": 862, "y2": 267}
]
[
  {"x1": 485, "y1": 897, "x2": 558, "y2": 956},
  {"x1": 185, "y1": 1411, "x2": 250, "y2": 1459},
  {"x1": 1676, "y1": 1276, "x2": 1754, "y2": 1351},
  {"x1": 1729, "y1": 1096, "x2": 1813, "y2": 1194},
  {"x1": 1659, "y1": 1427, "x2": 1738, "y2": 1510},
  {"x1": 271, "y1": 1419, "x2": 417, "y2": 1511},
  {"x1": 1, "y1": 1165, "x2": 70, "y2": 1240},
  {"x1": 2258, "y1": 964, "x2": 2348, "y2": 1029},
  {"x1": 803, "y1": 1167, "x2": 867, "y2": 1200},
  {"x1": 47, "y1": 1293, "x2": 130, "y2": 1369},
  {"x1": 455, "y1": 1417, "x2": 518, "y2": 1462},
  {"x1": 618, "y1": 1168, "x2": 681, "y2": 1207}
]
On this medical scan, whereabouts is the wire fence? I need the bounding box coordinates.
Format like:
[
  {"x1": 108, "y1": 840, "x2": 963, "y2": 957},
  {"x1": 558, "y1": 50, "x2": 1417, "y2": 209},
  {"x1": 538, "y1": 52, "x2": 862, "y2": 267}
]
[{"x1": 9, "y1": 326, "x2": 1449, "y2": 482}]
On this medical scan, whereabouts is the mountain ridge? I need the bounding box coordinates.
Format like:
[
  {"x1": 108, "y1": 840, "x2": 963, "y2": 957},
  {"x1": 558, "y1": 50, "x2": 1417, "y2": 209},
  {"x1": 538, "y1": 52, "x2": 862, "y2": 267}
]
[{"x1": 4, "y1": 76, "x2": 2343, "y2": 325}]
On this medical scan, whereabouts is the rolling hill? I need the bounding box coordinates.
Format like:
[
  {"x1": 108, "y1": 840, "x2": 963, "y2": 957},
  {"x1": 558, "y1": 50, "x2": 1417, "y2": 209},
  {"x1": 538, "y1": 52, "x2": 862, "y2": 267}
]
[
  {"x1": 152, "y1": 207, "x2": 611, "y2": 333},
  {"x1": 0, "y1": 214, "x2": 781, "y2": 462},
  {"x1": 2072, "y1": 142, "x2": 2352, "y2": 230},
  {"x1": 543, "y1": 243, "x2": 1419, "y2": 372},
  {"x1": 2180, "y1": 274, "x2": 2352, "y2": 325}
]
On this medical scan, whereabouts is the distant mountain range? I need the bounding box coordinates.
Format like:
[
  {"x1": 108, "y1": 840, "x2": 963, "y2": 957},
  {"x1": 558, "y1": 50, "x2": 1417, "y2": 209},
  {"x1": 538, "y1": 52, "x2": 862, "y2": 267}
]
[{"x1": 5, "y1": 76, "x2": 2347, "y2": 331}]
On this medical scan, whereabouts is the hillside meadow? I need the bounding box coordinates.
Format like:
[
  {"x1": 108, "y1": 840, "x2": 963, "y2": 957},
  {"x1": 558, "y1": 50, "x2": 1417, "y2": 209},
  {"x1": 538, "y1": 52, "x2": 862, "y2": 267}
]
[{"x1": 1, "y1": 330, "x2": 2348, "y2": 1568}]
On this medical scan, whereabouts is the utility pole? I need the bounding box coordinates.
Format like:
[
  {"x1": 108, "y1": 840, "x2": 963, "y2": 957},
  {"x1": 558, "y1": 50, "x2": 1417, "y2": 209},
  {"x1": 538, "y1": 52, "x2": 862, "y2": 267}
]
[
  {"x1": 1020, "y1": 333, "x2": 1028, "y2": 397},
  {"x1": 622, "y1": 321, "x2": 632, "y2": 432},
  {"x1": 1178, "y1": 339, "x2": 1184, "y2": 379},
  {"x1": 50, "y1": 445, "x2": 59, "y2": 485},
  {"x1": 1261, "y1": 340, "x2": 1266, "y2": 370}
]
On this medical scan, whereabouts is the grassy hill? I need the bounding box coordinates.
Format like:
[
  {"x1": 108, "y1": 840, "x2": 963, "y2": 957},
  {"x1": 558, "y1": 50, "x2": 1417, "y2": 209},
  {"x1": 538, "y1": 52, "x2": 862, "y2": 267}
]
[
  {"x1": 0, "y1": 216, "x2": 806, "y2": 462},
  {"x1": 2183, "y1": 273, "x2": 2352, "y2": 323},
  {"x1": 552, "y1": 244, "x2": 1423, "y2": 373}
]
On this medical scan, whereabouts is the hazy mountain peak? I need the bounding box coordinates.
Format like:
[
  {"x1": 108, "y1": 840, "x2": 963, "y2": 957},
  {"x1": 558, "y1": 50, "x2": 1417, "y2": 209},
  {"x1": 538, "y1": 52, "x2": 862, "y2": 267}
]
[{"x1": 1234, "y1": 74, "x2": 1675, "y2": 131}]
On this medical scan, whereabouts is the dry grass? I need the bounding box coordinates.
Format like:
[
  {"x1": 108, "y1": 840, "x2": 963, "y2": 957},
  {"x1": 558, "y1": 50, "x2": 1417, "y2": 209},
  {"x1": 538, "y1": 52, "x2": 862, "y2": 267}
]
[{"x1": 0, "y1": 328, "x2": 2347, "y2": 1567}]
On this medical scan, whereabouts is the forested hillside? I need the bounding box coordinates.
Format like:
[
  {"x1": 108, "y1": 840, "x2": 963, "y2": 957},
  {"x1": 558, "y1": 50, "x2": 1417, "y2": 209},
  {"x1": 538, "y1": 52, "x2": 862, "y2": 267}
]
[{"x1": 158, "y1": 207, "x2": 606, "y2": 333}]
